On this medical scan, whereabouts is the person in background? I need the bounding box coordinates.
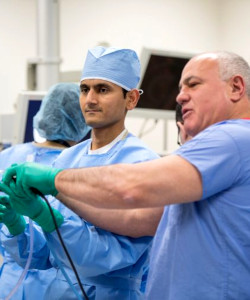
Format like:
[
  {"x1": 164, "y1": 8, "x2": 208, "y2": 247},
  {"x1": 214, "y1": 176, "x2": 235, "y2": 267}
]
[
  {"x1": 0, "y1": 82, "x2": 90, "y2": 300},
  {"x1": 0, "y1": 46, "x2": 161, "y2": 300},
  {"x1": 175, "y1": 103, "x2": 191, "y2": 145}
]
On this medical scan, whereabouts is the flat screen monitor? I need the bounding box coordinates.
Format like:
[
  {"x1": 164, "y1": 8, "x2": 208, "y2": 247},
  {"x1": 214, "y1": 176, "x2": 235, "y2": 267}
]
[
  {"x1": 136, "y1": 48, "x2": 192, "y2": 117},
  {"x1": 13, "y1": 91, "x2": 46, "y2": 144}
]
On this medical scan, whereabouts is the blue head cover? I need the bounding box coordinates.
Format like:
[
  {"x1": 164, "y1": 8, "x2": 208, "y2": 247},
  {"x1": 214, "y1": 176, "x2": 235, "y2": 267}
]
[
  {"x1": 33, "y1": 83, "x2": 91, "y2": 142},
  {"x1": 80, "y1": 46, "x2": 141, "y2": 90}
]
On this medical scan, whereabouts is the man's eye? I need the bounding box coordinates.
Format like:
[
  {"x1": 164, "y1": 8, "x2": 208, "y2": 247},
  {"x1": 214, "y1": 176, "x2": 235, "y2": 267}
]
[
  {"x1": 81, "y1": 88, "x2": 89, "y2": 94},
  {"x1": 189, "y1": 82, "x2": 199, "y2": 87},
  {"x1": 99, "y1": 88, "x2": 108, "y2": 93}
]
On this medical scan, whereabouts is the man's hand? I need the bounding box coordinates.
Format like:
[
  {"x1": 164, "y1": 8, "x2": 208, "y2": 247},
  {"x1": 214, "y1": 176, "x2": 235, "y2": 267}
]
[
  {"x1": 0, "y1": 195, "x2": 26, "y2": 235},
  {"x1": 2, "y1": 162, "x2": 62, "y2": 197},
  {"x1": 0, "y1": 181, "x2": 47, "y2": 218},
  {"x1": 0, "y1": 182, "x2": 64, "y2": 233}
]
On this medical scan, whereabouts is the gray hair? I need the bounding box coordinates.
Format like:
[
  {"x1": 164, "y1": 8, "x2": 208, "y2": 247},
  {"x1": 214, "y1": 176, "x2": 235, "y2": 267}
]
[{"x1": 215, "y1": 51, "x2": 250, "y2": 98}]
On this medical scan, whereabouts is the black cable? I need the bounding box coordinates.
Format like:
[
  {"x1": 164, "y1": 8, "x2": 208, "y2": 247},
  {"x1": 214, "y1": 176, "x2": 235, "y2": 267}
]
[{"x1": 33, "y1": 188, "x2": 89, "y2": 300}]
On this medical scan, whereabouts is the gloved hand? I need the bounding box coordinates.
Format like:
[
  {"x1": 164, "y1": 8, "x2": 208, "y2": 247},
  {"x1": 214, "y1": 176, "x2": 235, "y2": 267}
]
[
  {"x1": 0, "y1": 195, "x2": 26, "y2": 235},
  {"x1": 0, "y1": 182, "x2": 64, "y2": 233},
  {"x1": 2, "y1": 162, "x2": 62, "y2": 197}
]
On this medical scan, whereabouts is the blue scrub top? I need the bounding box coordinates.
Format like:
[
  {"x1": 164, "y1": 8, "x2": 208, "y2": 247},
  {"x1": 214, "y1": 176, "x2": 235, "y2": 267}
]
[
  {"x1": 2, "y1": 134, "x2": 160, "y2": 300},
  {"x1": 146, "y1": 120, "x2": 250, "y2": 300}
]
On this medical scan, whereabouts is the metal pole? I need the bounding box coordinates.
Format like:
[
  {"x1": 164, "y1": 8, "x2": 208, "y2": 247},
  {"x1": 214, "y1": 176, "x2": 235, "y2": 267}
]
[{"x1": 36, "y1": 0, "x2": 61, "y2": 90}]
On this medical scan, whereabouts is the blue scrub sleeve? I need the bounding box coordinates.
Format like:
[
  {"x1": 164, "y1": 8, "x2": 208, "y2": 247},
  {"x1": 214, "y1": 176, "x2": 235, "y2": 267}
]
[
  {"x1": 45, "y1": 203, "x2": 152, "y2": 277},
  {"x1": 0, "y1": 220, "x2": 52, "y2": 270},
  {"x1": 175, "y1": 123, "x2": 242, "y2": 199}
]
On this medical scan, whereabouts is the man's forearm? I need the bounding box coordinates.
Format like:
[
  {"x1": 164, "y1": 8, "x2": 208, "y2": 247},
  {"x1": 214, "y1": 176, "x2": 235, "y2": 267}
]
[
  {"x1": 56, "y1": 193, "x2": 163, "y2": 238},
  {"x1": 55, "y1": 155, "x2": 202, "y2": 209},
  {"x1": 55, "y1": 164, "x2": 140, "y2": 209}
]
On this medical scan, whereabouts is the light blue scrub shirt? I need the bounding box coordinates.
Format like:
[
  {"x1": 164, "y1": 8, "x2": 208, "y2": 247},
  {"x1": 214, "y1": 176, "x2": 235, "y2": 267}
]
[
  {"x1": 146, "y1": 120, "x2": 250, "y2": 300},
  {"x1": 0, "y1": 142, "x2": 63, "y2": 300},
  {"x1": 2, "y1": 133, "x2": 160, "y2": 300}
]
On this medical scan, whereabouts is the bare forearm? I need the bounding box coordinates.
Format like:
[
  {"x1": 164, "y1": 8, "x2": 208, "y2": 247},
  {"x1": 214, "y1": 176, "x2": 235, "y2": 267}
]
[
  {"x1": 84, "y1": 207, "x2": 163, "y2": 238},
  {"x1": 55, "y1": 156, "x2": 202, "y2": 209},
  {"x1": 55, "y1": 164, "x2": 143, "y2": 209},
  {"x1": 57, "y1": 195, "x2": 163, "y2": 237}
]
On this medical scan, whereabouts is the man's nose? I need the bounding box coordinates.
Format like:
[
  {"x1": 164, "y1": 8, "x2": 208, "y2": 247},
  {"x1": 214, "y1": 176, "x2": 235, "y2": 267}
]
[
  {"x1": 176, "y1": 90, "x2": 190, "y2": 105},
  {"x1": 86, "y1": 89, "x2": 98, "y2": 103}
]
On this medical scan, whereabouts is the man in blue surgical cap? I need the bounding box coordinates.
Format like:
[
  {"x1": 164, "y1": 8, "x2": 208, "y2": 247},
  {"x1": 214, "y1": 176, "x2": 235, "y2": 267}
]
[
  {"x1": 1, "y1": 46, "x2": 162, "y2": 299},
  {"x1": 0, "y1": 82, "x2": 90, "y2": 299}
]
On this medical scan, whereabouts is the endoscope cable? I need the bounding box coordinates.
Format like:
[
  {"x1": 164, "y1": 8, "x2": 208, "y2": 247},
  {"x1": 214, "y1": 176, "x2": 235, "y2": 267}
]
[
  {"x1": 0, "y1": 173, "x2": 89, "y2": 300},
  {"x1": 34, "y1": 189, "x2": 89, "y2": 300}
]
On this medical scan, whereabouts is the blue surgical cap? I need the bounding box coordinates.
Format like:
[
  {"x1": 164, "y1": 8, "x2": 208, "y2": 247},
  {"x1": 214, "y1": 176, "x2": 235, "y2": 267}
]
[
  {"x1": 80, "y1": 46, "x2": 141, "y2": 90},
  {"x1": 33, "y1": 83, "x2": 91, "y2": 142}
]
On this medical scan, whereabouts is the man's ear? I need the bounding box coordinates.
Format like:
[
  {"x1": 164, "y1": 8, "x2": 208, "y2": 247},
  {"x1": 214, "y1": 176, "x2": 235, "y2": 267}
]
[
  {"x1": 126, "y1": 89, "x2": 140, "y2": 110},
  {"x1": 229, "y1": 75, "x2": 245, "y2": 102}
]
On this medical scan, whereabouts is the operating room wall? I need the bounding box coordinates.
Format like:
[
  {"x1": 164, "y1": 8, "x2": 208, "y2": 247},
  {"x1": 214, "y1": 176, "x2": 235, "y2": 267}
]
[
  {"x1": 218, "y1": 0, "x2": 250, "y2": 62},
  {"x1": 0, "y1": 0, "x2": 250, "y2": 153}
]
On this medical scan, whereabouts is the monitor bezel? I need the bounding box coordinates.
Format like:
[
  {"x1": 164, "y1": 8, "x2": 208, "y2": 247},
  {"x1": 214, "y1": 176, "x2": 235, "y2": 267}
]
[{"x1": 13, "y1": 91, "x2": 46, "y2": 145}]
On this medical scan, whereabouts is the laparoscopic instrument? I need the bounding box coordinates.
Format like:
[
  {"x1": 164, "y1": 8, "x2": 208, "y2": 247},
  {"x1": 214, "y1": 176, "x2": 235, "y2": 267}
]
[{"x1": 0, "y1": 171, "x2": 89, "y2": 300}]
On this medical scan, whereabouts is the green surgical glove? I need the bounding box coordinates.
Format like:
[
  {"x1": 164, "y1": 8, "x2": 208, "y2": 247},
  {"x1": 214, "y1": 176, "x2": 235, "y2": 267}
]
[
  {"x1": 0, "y1": 195, "x2": 26, "y2": 235},
  {"x1": 3, "y1": 162, "x2": 62, "y2": 197},
  {"x1": 0, "y1": 182, "x2": 64, "y2": 233}
]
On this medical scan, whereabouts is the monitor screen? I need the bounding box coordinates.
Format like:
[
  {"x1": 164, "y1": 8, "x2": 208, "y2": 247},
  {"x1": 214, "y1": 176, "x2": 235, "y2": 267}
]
[
  {"x1": 13, "y1": 91, "x2": 46, "y2": 144},
  {"x1": 24, "y1": 100, "x2": 42, "y2": 143},
  {"x1": 137, "y1": 48, "x2": 192, "y2": 111}
]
